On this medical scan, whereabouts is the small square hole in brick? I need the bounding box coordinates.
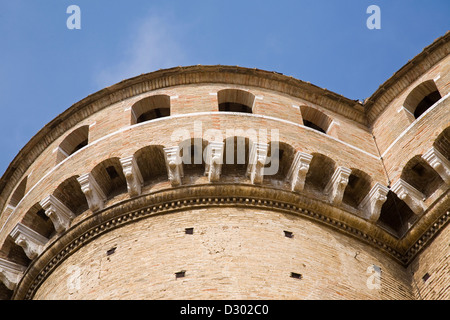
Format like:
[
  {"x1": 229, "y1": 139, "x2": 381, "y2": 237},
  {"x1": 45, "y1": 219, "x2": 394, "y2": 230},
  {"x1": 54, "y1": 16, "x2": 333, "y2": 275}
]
[
  {"x1": 422, "y1": 272, "x2": 430, "y2": 282},
  {"x1": 284, "y1": 231, "x2": 294, "y2": 238},
  {"x1": 175, "y1": 270, "x2": 186, "y2": 279},
  {"x1": 106, "y1": 247, "x2": 117, "y2": 256},
  {"x1": 185, "y1": 227, "x2": 194, "y2": 235},
  {"x1": 291, "y1": 272, "x2": 302, "y2": 280}
]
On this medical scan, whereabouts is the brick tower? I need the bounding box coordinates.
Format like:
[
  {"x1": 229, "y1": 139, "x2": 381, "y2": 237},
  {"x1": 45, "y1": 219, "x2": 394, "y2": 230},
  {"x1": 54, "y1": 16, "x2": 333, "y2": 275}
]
[{"x1": 0, "y1": 32, "x2": 448, "y2": 300}]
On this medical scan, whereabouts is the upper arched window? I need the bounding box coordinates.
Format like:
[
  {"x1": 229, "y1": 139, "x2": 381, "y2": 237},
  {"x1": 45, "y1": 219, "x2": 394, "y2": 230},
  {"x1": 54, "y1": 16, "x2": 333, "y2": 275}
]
[
  {"x1": 300, "y1": 105, "x2": 332, "y2": 134},
  {"x1": 57, "y1": 126, "x2": 89, "y2": 163},
  {"x1": 404, "y1": 80, "x2": 442, "y2": 119},
  {"x1": 131, "y1": 95, "x2": 171, "y2": 125},
  {"x1": 217, "y1": 89, "x2": 254, "y2": 113}
]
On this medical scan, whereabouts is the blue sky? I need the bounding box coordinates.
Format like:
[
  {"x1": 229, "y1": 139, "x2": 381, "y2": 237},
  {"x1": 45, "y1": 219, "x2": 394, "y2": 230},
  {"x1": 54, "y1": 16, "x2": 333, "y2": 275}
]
[{"x1": 0, "y1": 0, "x2": 449, "y2": 176}]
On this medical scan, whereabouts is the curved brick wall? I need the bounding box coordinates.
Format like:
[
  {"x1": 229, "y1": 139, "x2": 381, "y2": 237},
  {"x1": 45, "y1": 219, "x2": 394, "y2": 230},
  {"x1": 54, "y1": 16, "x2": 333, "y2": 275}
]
[{"x1": 0, "y1": 32, "x2": 448, "y2": 300}]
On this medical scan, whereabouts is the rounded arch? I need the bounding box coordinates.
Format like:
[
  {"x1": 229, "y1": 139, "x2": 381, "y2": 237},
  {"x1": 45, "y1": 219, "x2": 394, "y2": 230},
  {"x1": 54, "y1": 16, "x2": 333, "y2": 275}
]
[
  {"x1": 90, "y1": 158, "x2": 127, "y2": 199},
  {"x1": 178, "y1": 138, "x2": 208, "y2": 175},
  {"x1": 222, "y1": 136, "x2": 251, "y2": 177},
  {"x1": 134, "y1": 145, "x2": 167, "y2": 185},
  {"x1": 7, "y1": 176, "x2": 27, "y2": 209},
  {"x1": 304, "y1": 153, "x2": 336, "y2": 192},
  {"x1": 264, "y1": 141, "x2": 296, "y2": 180},
  {"x1": 131, "y1": 94, "x2": 171, "y2": 125},
  {"x1": 378, "y1": 190, "x2": 416, "y2": 237},
  {"x1": 57, "y1": 125, "x2": 89, "y2": 163},
  {"x1": 342, "y1": 169, "x2": 372, "y2": 208},
  {"x1": 401, "y1": 155, "x2": 444, "y2": 198},
  {"x1": 300, "y1": 105, "x2": 333, "y2": 134},
  {"x1": 20, "y1": 202, "x2": 56, "y2": 240},
  {"x1": 217, "y1": 89, "x2": 254, "y2": 113},
  {"x1": 53, "y1": 176, "x2": 89, "y2": 216},
  {"x1": 404, "y1": 80, "x2": 442, "y2": 119}
]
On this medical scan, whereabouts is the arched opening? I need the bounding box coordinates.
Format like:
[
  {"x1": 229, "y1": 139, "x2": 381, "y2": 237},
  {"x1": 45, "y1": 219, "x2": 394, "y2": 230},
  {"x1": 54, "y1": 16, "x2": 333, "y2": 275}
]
[
  {"x1": 222, "y1": 136, "x2": 251, "y2": 178},
  {"x1": 300, "y1": 105, "x2": 332, "y2": 134},
  {"x1": 433, "y1": 127, "x2": 450, "y2": 162},
  {"x1": 342, "y1": 169, "x2": 372, "y2": 208},
  {"x1": 264, "y1": 141, "x2": 296, "y2": 181},
  {"x1": 21, "y1": 203, "x2": 56, "y2": 240},
  {"x1": 304, "y1": 153, "x2": 336, "y2": 193},
  {"x1": 178, "y1": 138, "x2": 208, "y2": 176},
  {"x1": 401, "y1": 156, "x2": 444, "y2": 198},
  {"x1": 134, "y1": 145, "x2": 167, "y2": 186},
  {"x1": 217, "y1": 89, "x2": 254, "y2": 113},
  {"x1": 53, "y1": 176, "x2": 89, "y2": 216},
  {"x1": 7, "y1": 176, "x2": 27, "y2": 209},
  {"x1": 0, "y1": 238, "x2": 30, "y2": 269},
  {"x1": 91, "y1": 158, "x2": 127, "y2": 199},
  {"x1": 378, "y1": 191, "x2": 416, "y2": 237},
  {"x1": 404, "y1": 80, "x2": 442, "y2": 119},
  {"x1": 57, "y1": 126, "x2": 89, "y2": 163},
  {"x1": 131, "y1": 95, "x2": 171, "y2": 125}
]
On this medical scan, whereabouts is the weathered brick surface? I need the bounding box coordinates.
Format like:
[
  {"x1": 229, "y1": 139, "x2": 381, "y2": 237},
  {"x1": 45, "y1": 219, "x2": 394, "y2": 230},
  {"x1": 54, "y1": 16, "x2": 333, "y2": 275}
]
[
  {"x1": 0, "y1": 33, "x2": 449, "y2": 299},
  {"x1": 33, "y1": 207, "x2": 412, "y2": 300}
]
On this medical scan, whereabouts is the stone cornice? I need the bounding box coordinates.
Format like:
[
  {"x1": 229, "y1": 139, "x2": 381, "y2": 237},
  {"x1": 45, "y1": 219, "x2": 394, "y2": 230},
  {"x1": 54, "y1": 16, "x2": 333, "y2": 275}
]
[{"x1": 10, "y1": 183, "x2": 449, "y2": 300}]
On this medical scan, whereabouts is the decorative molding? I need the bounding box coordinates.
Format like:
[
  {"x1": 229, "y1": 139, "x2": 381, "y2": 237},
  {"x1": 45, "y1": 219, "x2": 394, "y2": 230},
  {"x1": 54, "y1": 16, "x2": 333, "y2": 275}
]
[
  {"x1": 39, "y1": 195, "x2": 76, "y2": 233},
  {"x1": 204, "y1": 142, "x2": 224, "y2": 182},
  {"x1": 0, "y1": 258, "x2": 26, "y2": 291},
  {"x1": 77, "y1": 173, "x2": 107, "y2": 212},
  {"x1": 10, "y1": 223, "x2": 48, "y2": 260},
  {"x1": 359, "y1": 183, "x2": 389, "y2": 222},
  {"x1": 247, "y1": 143, "x2": 268, "y2": 184},
  {"x1": 391, "y1": 179, "x2": 425, "y2": 215},
  {"x1": 163, "y1": 146, "x2": 184, "y2": 187},
  {"x1": 287, "y1": 152, "x2": 313, "y2": 192},
  {"x1": 120, "y1": 155, "x2": 144, "y2": 197},
  {"x1": 325, "y1": 166, "x2": 352, "y2": 205},
  {"x1": 422, "y1": 146, "x2": 450, "y2": 184}
]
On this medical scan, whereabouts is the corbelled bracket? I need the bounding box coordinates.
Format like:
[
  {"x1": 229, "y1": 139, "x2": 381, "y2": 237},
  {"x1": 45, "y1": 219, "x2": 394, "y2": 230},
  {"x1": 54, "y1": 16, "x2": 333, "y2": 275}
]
[
  {"x1": 359, "y1": 183, "x2": 389, "y2": 222},
  {"x1": 204, "y1": 142, "x2": 224, "y2": 182},
  {"x1": 0, "y1": 258, "x2": 26, "y2": 291},
  {"x1": 164, "y1": 146, "x2": 184, "y2": 186},
  {"x1": 247, "y1": 143, "x2": 268, "y2": 184},
  {"x1": 10, "y1": 223, "x2": 49, "y2": 260},
  {"x1": 391, "y1": 179, "x2": 425, "y2": 215},
  {"x1": 120, "y1": 155, "x2": 144, "y2": 197},
  {"x1": 422, "y1": 146, "x2": 450, "y2": 184},
  {"x1": 40, "y1": 195, "x2": 76, "y2": 233},
  {"x1": 287, "y1": 151, "x2": 313, "y2": 192},
  {"x1": 325, "y1": 166, "x2": 352, "y2": 205},
  {"x1": 77, "y1": 173, "x2": 107, "y2": 212}
]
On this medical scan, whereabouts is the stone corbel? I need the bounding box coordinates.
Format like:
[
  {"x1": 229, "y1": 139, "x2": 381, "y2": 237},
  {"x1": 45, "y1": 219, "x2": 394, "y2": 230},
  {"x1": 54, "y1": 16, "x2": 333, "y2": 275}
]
[
  {"x1": 391, "y1": 179, "x2": 426, "y2": 215},
  {"x1": 10, "y1": 223, "x2": 49, "y2": 260},
  {"x1": 246, "y1": 143, "x2": 268, "y2": 184},
  {"x1": 0, "y1": 258, "x2": 26, "y2": 291},
  {"x1": 40, "y1": 195, "x2": 76, "y2": 233},
  {"x1": 164, "y1": 146, "x2": 184, "y2": 186},
  {"x1": 77, "y1": 173, "x2": 107, "y2": 212},
  {"x1": 422, "y1": 146, "x2": 450, "y2": 184},
  {"x1": 204, "y1": 142, "x2": 224, "y2": 182},
  {"x1": 325, "y1": 166, "x2": 352, "y2": 205},
  {"x1": 359, "y1": 183, "x2": 389, "y2": 222},
  {"x1": 120, "y1": 155, "x2": 144, "y2": 197},
  {"x1": 286, "y1": 151, "x2": 313, "y2": 192}
]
